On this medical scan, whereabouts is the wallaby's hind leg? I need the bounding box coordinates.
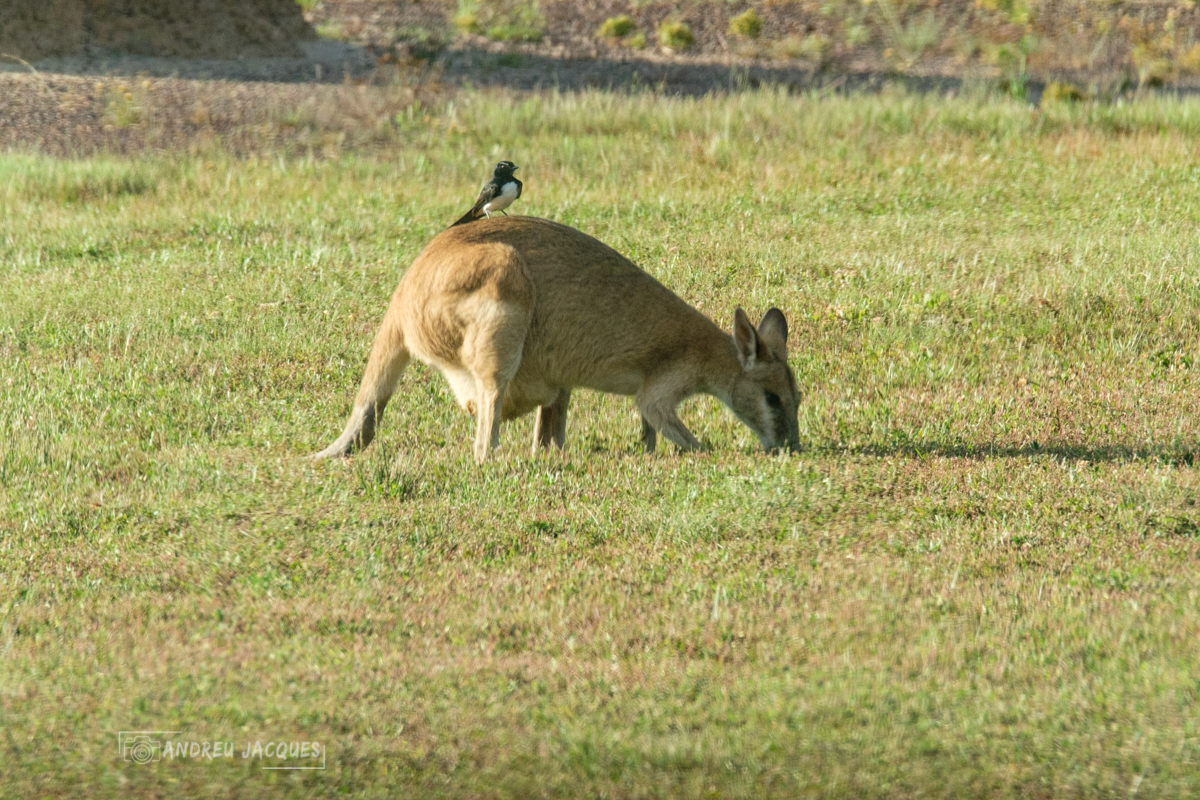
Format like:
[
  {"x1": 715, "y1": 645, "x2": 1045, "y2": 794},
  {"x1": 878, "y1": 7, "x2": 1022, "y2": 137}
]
[
  {"x1": 314, "y1": 314, "x2": 410, "y2": 459},
  {"x1": 461, "y1": 298, "x2": 531, "y2": 464},
  {"x1": 532, "y1": 390, "x2": 571, "y2": 454},
  {"x1": 474, "y1": 380, "x2": 506, "y2": 463}
]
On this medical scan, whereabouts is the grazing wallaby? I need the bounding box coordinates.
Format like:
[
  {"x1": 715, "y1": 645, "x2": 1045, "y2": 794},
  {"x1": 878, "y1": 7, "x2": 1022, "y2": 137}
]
[{"x1": 314, "y1": 217, "x2": 800, "y2": 463}]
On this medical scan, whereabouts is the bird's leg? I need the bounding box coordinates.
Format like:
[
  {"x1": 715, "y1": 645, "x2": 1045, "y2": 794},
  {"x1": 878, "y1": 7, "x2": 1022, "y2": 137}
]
[
  {"x1": 501, "y1": 210, "x2": 509, "y2": 216},
  {"x1": 484, "y1": 210, "x2": 492, "y2": 219}
]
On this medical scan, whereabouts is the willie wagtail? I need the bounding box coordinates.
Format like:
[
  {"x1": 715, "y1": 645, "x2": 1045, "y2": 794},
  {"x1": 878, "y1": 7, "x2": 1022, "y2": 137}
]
[{"x1": 452, "y1": 161, "x2": 522, "y2": 226}]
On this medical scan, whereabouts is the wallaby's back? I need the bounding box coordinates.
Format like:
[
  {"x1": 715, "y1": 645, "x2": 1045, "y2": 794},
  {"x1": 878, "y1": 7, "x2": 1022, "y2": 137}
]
[{"x1": 414, "y1": 218, "x2": 727, "y2": 394}]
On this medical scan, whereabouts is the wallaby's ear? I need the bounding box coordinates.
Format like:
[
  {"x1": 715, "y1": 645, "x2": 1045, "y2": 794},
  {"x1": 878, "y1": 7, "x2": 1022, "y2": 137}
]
[
  {"x1": 733, "y1": 307, "x2": 759, "y2": 369},
  {"x1": 757, "y1": 308, "x2": 788, "y2": 358}
]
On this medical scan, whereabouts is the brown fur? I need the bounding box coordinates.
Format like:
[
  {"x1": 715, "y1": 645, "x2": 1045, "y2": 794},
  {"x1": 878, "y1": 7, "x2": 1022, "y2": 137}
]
[{"x1": 314, "y1": 217, "x2": 800, "y2": 463}]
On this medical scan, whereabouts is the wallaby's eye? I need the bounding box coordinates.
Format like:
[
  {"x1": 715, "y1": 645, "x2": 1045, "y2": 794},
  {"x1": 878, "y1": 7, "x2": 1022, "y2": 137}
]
[{"x1": 765, "y1": 391, "x2": 782, "y2": 409}]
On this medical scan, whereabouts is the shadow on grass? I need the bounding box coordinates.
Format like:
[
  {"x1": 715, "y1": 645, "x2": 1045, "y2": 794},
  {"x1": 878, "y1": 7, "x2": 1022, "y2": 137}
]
[
  {"x1": 440, "y1": 48, "x2": 980, "y2": 98},
  {"x1": 834, "y1": 441, "x2": 1200, "y2": 465},
  {"x1": 18, "y1": 39, "x2": 1017, "y2": 99},
  {"x1": 24, "y1": 37, "x2": 1200, "y2": 103}
]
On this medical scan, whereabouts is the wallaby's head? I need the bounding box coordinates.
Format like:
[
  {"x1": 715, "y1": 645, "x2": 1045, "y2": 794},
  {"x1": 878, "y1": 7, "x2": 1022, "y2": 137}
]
[{"x1": 730, "y1": 308, "x2": 800, "y2": 453}]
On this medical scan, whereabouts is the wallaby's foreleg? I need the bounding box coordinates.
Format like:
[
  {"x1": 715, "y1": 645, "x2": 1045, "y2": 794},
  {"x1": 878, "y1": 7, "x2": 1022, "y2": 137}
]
[
  {"x1": 532, "y1": 390, "x2": 571, "y2": 454},
  {"x1": 314, "y1": 315, "x2": 410, "y2": 459},
  {"x1": 638, "y1": 401, "x2": 701, "y2": 453},
  {"x1": 637, "y1": 377, "x2": 702, "y2": 453},
  {"x1": 640, "y1": 416, "x2": 657, "y2": 453}
]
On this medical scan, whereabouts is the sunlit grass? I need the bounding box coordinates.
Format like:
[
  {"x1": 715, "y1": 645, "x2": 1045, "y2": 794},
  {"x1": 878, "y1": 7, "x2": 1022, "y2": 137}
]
[{"x1": 4, "y1": 87, "x2": 1200, "y2": 798}]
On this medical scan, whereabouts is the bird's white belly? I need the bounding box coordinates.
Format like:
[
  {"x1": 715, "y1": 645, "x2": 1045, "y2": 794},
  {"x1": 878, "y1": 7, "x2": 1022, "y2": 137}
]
[{"x1": 483, "y1": 181, "x2": 519, "y2": 214}]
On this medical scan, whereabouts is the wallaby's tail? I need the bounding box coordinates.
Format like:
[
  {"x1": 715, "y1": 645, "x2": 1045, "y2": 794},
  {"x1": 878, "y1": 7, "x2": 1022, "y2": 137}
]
[
  {"x1": 313, "y1": 311, "x2": 410, "y2": 459},
  {"x1": 450, "y1": 208, "x2": 481, "y2": 227}
]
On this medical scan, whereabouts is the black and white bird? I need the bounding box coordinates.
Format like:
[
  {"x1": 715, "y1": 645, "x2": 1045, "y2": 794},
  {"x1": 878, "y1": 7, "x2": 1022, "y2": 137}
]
[{"x1": 452, "y1": 161, "x2": 522, "y2": 226}]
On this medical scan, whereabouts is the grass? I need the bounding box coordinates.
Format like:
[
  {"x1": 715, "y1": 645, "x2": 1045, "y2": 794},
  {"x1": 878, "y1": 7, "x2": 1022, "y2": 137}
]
[
  {"x1": 656, "y1": 21, "x2": 694, "y2": 52},
  {"x1": 728, "y1": 9, "x2": 762, "y2": 40},
  {"x1": 5, "y1": 86, "x2": 1200, "y2": 797},
  {"x1": 454, "y1": 0, "x2": 545, "y2": 42},
  {"x1": 314, "y1": 21, "x2": 350, "y2": 43},
  {"x1": 597, "y1": 15, "x2": 638, "y2": 40}
]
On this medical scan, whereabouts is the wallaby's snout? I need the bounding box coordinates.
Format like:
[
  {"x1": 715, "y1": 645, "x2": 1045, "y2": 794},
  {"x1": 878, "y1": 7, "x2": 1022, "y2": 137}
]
[
  {"x1": 769, "y1": 431, "x2": 801, "y2": 455},
  {"x1": 767, "y1": 422, "x2": 801, "y2": 454},
  {"x1": 764, "y1": 418, "x2": 800, "y2": 455}
]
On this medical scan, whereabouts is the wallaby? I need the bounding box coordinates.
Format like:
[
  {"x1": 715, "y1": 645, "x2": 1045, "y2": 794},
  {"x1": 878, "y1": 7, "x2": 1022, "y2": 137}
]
[{"x1": 314, "y1": 217, "x2": 800, "y2": 463}]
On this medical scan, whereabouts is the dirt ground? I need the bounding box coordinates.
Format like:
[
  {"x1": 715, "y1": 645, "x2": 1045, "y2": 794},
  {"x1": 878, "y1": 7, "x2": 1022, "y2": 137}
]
[
  {"x1": 0, "y1": 0, "x2": 316, "y2": 61},
  {"x1": 306, "y1": 0, "x2": 1200, "y2": 91},
  {"x1": 4, "y1": 0, "x2": 1200, "y2": 158},
  {"x1": 0, "y1": 59, "x2": 438, "y2": 157},
  {"x1": 5, "y1": 1, "x2": 1200, "y2": 95}
]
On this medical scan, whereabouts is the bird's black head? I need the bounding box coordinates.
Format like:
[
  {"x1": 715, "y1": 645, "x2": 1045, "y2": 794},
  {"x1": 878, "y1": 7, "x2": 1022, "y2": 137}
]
[{"x1": 493, "y1": 161, "x2": 518, "y2": 177}]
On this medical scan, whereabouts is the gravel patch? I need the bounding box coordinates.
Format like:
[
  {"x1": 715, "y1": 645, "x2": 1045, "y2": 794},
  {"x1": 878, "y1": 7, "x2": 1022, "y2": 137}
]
[
  {"x1": 2, "y1": 40, "x2": 377, "y2": 85},
  {"x1": 0, "y1": 58, "x2": 434, "y2": 157}
]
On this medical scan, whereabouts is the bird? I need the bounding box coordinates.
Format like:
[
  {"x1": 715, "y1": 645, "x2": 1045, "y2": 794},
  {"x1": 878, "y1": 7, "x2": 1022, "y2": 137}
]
[{"x1": 452, "y1": 161, "x2": 522, "y2": 226}]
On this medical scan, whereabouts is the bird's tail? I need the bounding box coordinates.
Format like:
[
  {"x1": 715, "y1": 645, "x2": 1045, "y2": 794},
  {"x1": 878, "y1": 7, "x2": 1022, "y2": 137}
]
[{"x1": 450, "y1": 208, "x2": 480, "y2": 227}]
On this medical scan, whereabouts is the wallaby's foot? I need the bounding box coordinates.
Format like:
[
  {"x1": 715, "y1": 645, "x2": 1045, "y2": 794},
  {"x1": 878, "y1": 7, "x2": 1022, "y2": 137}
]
[
  {"x1": 473, "y1": 384, "x2": 506, "y2": 464},
  {"x1": 640, "y1": 416, "x2": 657, "y2": 453},
  {"x1": 313, "y1": 404, "x2": 380, "y2": 460},
  {"x1": 533, "y1": 390, "x2": 571, "y2": 454},
  {"x1": 638, "y1": 398, "x2": 701, "y2": 453}
]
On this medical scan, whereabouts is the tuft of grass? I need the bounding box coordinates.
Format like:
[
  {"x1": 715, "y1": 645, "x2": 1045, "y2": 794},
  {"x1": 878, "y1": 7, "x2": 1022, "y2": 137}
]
[
  {"x1": 728, "y1": 9, "x2": 762, "y2": 40},
  {"x1": 455, "y1": 0, "x2": 545, "y2": 42},
  {"x1": 313, "y1": 21, "x2": 349, "y2": 42},
  {"x1": 801, "y1": 32, "x2": 833, "y2": 63},
  {"x1": 597, "y1": 15, "x2": 637, "y2": 39},
  {"x1": 9, "y1": 88, "x2": 1200, "y2": 798},
  {"x1": 1179, "y1": 42, "x2": 1200, "y2": 74},
  {"x1": 387, "y1": 26, "x2": 448, "y2": 61},
  {"x1": 453, "y1": 14, "x2": 482, "y2": 34},
  {"x1": 487, "y1": 23, "x2": 544, "y2": 42},
  {"x1": 771, "y1": 33, "x2": 831, "y2": 63},
  {"x1": 989, "y1": 34, "x2": 1037, "y2": 100},
  {"x1": 0, "y1": 157, "x2": 163, "y2": 204},
  {"x1": 1042, "y1": 80, "x2": 1084, "y2": 105},
  {"x1": 876, "y1": 0, "x2": 942, "y2": 68},
  {"x1": 102, "y1": 82, "x2": 143, "y2": 129},
  {"x1": 657, "y1": 20, "x2": 694, "y2": 51},
  {"x1": 453, "y1": 0, "x2": 483, "y2": 34},
  {"x1": 846, "y1": 22, "x2": 871, "y2": 47},
  {"x1": 977, "y1": 0, "x2": 1031, "y2": 25}
]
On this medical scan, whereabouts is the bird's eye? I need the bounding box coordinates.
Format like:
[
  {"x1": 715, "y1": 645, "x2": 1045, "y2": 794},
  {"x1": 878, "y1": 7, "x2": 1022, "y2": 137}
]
[{"x1": 765, "y1": 391, "x2": 782, "y2": 409}]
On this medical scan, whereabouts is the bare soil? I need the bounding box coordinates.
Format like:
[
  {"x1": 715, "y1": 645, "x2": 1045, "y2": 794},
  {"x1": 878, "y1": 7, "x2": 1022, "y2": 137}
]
[
  {"x1": 0, "y1": 57, "x2": 434, "y2": 157},
  {"x1": 0, "y1": 0, "x2": 316, "y2": 61},
  {"x1": 309, "y1": 0, "x2": 1200, "y2": 91},
  {"x1": 5, "y1": 0, "x2": 1200, "y2": 158}
]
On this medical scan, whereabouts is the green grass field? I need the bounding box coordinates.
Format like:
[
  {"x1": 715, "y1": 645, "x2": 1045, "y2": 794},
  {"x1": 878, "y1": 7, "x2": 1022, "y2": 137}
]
[{"x1": 5, "y1": 88, "x2": 1200, "y2": 798}]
